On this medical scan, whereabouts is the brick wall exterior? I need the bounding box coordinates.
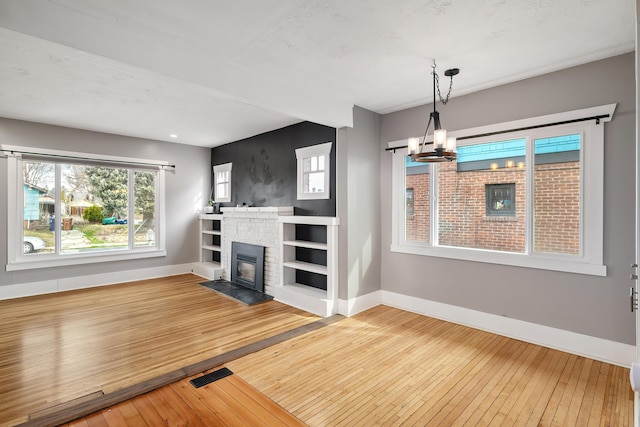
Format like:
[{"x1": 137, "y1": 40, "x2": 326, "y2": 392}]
[
  {"x1": 406, "y1": 173, "x2": 430, "y2": 243},
  {"x1": 533, "y1": 163, "x2": 580, "y2": 254},
  {"x1": 405, "y1": 160, "x2": 579, "y2": 254}
]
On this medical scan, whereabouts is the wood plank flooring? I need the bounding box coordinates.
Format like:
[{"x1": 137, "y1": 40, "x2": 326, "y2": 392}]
[
  {"x1": 1, "y1": 274, "x2": 633, "y2": 426},
  {"x1": 226, "y1": 305, "x2": 633, "y2": 426},
  {"x1": 0, "y1": 274, "x2": 319, "y2": 427},
  {"x1": 62, "y1": 367, "x2": 306, "y2": 427}
]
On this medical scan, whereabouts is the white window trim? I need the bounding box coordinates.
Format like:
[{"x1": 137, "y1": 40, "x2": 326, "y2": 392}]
[
  {"x1": 295, "y1": 142, "x2": 332, "y2": 200},
  {"x1": 389, "y1": 104, "x2": 616, "y2": 276},
  {"x1": 213, "y1": 162, "x2": 232, "y2": 203},
  {"x1": 3, "y1": 145, "x2": 167, "y2": 271}
]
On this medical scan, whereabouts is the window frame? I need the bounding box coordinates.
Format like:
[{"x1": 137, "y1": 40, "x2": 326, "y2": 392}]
[
  {"x1": 389, "y1": 104, "x2": 615, "y2": 276},
  {"x1": 3, "y1": 145, "x2": 167, "y2": 271},
  {"x1": 295, "y1": 142, "x2": 332, "y2": 200},
  {"x1": 213, "y1": 162, "x2": 232, "y2": 203},
  {"x1": 485, "y1": 183, "x2": 516, "y2": 217}
]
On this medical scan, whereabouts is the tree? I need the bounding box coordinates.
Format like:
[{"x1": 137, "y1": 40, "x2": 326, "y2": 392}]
[
  {"x1": 23, "y1": 161, "x2": 53, "y2": 189},
  {"x1": 135, "y1": 171, "x2": 156, "y2": 223},
  {"x1": 86, "y1": 167, "x2": 128, "y2": 217}
]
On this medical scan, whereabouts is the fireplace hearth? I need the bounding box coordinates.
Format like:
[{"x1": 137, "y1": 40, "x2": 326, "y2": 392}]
[{"x1": 200, "y1": 241, "x2": 271, "y2": 305}]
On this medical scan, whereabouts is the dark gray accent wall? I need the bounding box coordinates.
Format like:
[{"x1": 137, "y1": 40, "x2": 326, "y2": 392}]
[
  {"x1": 210, "y1": 121, "x2": 336, "y2": 216},
  {"x1": 380, "y1": 53, "x2": 635, "y2": 345},
  {"x1": 0, "y1": 118, "x2": 211, "y2": 287}
]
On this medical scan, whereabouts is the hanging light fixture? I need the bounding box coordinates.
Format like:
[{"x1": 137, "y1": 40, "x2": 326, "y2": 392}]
[{"x1": 408, "y1": 61, "x2": 460, "y2": 162}]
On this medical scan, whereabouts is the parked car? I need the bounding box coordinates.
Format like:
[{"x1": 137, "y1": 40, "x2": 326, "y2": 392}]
[{"x1": 24, "y1": 236, "x2": 46, "y2": 254}]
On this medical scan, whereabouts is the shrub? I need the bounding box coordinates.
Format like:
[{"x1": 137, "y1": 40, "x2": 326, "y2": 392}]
[{"x1": 83, "y1": 205, "x2": 104, "y2": 223}]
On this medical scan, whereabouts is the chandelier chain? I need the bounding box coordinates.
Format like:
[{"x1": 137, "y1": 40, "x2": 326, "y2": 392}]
[{"x1": 433, "y1": 69, "x2": 454, "y2": 105}]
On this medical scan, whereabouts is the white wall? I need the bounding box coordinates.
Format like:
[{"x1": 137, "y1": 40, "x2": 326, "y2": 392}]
[
  {"x1": 0, "y1": 118, "x2": 211, "y2": 289},
  {"x1": 380, "y1": 53, "x2": 636, "y2": 345}
]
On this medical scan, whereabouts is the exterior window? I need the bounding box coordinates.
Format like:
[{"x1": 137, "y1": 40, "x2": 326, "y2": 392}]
[
  {"x1": 486, "y1": 183, "x2": 516, "y2": 216},
  {"x1": 4, "y1": 145, "x2": 166, "y2": 271},
  {"x1": 295, "y1": 142, "x2": 332, "y2": 200},
  {"x1": 406, "y1": 188, "x2": 415, "y2": 217},
  {"x1": 405, "y1": 160, "x2": 430, "y2": 243},
  {"x1": 390, "y1": 104, "x2": 613, "y2": 276},
  {"x1": 213, "y1": 163, "x2": 232, "y2": 203}
]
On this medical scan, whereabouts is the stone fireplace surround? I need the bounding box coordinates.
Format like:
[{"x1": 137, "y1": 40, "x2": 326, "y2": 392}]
[{"x1": 220, "y1": 207, "x2": 294, "y2": 290}]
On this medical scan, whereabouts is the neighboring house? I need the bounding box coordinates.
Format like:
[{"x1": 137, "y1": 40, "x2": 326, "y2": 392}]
[{"x1": 23, "y1": 183, "x2": 53, "y2": 228}]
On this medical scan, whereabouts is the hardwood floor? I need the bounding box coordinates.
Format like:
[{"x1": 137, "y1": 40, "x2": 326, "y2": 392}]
[
  {"x1": 0, "y1": 274, "x2": 319, "y2": 427},
  {"x1": 1, "y1": 275, "x2": 633, "y2": 426},
  {"x1": 227, "y1": 305, "x2": 633, "y2": 426},
  {"x1": 62, "y1": 367, "x2": 307, "y2": 427}
]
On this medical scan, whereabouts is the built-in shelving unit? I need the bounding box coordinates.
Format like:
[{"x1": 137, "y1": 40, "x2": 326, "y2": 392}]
[
  {"x1": 275, "y1": 215, "x2": 339, "y2": 317},
  {"x1": 192, "y1": 214, "x2": 224, "y2": 280}
]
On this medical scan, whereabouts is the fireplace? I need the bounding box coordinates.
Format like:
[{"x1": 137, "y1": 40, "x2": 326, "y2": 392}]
[{"x1": 231, "y1": 241, "x2": 265, "y2": 292}]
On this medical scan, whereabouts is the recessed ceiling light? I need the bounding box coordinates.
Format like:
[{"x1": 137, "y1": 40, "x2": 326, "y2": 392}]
[{"x1": 170, "y1": 134, "x2": 178, "y2": 138}]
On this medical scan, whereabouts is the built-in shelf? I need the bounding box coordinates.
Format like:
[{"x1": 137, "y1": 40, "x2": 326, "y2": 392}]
[
  {"x1": 282, "y1": 260, "x2": 327, "y2": 275},
  {"x1": 282, "y1": 240, "x2": 328, "y2": 250},
  {"x1": 277, "y1": 215, "x2": 339, "y2": 317},
  {"x1": 194, "y1": 214, "x2": 224, "y2": 280}
]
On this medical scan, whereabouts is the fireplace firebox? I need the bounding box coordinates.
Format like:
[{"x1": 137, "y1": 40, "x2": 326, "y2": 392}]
[{"x1": 231, "y1": 241, "x2": 265, "y2": 292}]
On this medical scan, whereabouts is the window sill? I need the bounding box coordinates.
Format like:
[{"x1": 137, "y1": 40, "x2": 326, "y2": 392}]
[
  {"x1": 390, "y1": 244, "x2": 606, "y2": 276},
  {"x1": 6, "y1": 248, "x2": 167, "y2": 272}
]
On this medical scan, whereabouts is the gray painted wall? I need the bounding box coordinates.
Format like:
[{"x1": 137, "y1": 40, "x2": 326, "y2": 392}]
[
  {"x1": 337, "y1": 106, "x2": 382, "y2": 300},
  {"x1": 0, "y1": 118, "x2": 211, "y2": 286},
  {"x1": 380, "y1": 53, "x2": 636, "y2": 345}
]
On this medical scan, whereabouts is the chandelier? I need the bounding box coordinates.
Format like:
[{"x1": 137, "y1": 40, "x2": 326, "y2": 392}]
[{"x1": 408, "y1": 62, "x2": 460, "y2": 162}]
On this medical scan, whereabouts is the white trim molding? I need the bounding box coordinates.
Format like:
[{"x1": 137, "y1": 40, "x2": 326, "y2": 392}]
[
  {"x1": 0, "y1": 263, "x2": 196, "y2": 300},
  {"x1": 338, "y1": 290, "x2": 382, "y2": 317},
  {"x1": 295, "y1": 142, "x2": 333, "y2": 200},
  {"x1": 381, "y1": 290, "x2": 634, "y2": 367}
]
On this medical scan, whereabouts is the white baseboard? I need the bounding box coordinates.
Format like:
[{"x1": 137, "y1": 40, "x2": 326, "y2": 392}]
[
  {"x1": 2, "y1": 272, "x2": 633, "y2": 367},
  {"x1": 381, "y1": 290, "x2": 635, "y2": 368},
  {"x1": 0, "y1": 263, "x2": 195, "y2": 300},
  {"x1": 267, "y1": 284, "x2": 335, "y2": 317},
  {"x1": 338, "y1": 290, "x2": 382, "y2": 317}
]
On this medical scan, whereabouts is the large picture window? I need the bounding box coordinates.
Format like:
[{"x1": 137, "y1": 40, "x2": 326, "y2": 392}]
[
  {"x1": 3, "y1": 145, "x2": 167, "y2": 271},
  {"x1": 390, "y1": 104, "x2": 614, "y2": 276}
]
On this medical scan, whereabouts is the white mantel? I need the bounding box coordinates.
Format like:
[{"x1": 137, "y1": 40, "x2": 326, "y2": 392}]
[{"x1": 221, "y1": 206, "x2": 294, "y2": 214}]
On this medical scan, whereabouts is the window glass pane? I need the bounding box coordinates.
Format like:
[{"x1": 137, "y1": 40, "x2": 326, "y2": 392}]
[
  {"x1": 72, "y1": 165, "x2": 129, "y2": 253},
  {"x1": 533, "y1": 134, "x2": 581, "y2": 255},
  {"x1": 405, "y1": 157, "x2": 430, "y2": 243},
  {"x1": 22, "y1": 161, "x2": 55, "y2": 255},
  {"x1": 217, "y1": 182, "x2": 227, "y2": 198},
  {"x1": 134, "y1": 170, "x2": 156, "y2": 247},
  {"x1": 311, "y1": 156, "x2": 318, "y2": 172},
  {"x1": 304, "y1": 171, "x2": 325, "y2": 193},
  {"x1": 303, "y1": 158, "x2": 311, "y2": 172},
  {"x1": 318, "y1": 155, "x2": 325, "y2": 171},
  {"x1": 439, "y1": 139, "x2": 526, "y2": 252}
]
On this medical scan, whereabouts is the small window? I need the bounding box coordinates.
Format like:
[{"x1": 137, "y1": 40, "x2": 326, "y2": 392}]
[
  {"x1": 295, "y1": 142, "x2": 332, "y2": 200},
  {"x1": 213, "y1": 163, "x2": 232, "y2": 203},
  {"x1": 486, "y1": 183, "x2": 515, "y2": 216},
  {"x1": 406, "y1": 188, "x2": 415, "y2": 217}
]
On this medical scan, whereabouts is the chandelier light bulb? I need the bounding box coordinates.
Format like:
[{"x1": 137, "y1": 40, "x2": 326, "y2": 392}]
[
  {"x1": 408, "y1": 137, "x2": 420, "y2": 155},
  {"x1": 446, "y1": 137, "x2": 457, "y2": 152},
  {"x1": 434, "y1": 129, "x2": 447, "y2": 149}
]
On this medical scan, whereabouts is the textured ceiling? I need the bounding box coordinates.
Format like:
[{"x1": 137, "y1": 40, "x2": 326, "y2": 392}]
[{"x1": 0, "y1": 0, "x2": 635, "y2": 147}]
